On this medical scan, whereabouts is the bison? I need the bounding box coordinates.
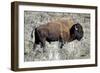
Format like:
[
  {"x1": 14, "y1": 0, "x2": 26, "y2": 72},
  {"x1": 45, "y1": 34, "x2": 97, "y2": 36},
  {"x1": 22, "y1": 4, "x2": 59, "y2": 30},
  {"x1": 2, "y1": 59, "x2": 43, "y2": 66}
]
[{"x1": 31, "y1": 18, "x2": 84, "y2": 52}]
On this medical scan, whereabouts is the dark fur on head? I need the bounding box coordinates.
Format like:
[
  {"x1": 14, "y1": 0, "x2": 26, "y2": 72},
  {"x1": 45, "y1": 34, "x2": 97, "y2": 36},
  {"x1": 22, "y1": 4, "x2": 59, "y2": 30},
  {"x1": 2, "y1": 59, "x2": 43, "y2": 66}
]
[{"x1": 70, "y1": 23, "x2": 84, "y2": 41}]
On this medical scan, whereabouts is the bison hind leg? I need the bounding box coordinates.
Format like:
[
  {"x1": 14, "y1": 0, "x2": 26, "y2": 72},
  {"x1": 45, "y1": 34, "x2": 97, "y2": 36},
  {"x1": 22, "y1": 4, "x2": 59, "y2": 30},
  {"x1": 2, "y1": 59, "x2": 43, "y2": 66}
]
[
  {"x1": 32, "y1": 43, "x2": 37, "y2": 51},
  {"x1": 39, "y1": 38, "x2": 46, "y2": 53},
  {"x1": 32, "y1": 40, "x2": 39, "y2": 51},
  {"x1": 40, "y1": 42, "x2": 46, "y2": 53}
]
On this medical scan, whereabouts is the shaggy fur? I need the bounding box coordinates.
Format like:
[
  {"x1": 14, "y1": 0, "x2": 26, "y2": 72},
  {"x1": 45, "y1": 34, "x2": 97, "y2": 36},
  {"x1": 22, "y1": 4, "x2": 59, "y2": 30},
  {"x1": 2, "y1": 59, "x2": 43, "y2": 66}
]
[{"x1": 31, "y1": 18, "x2": 84, "y2": 52}]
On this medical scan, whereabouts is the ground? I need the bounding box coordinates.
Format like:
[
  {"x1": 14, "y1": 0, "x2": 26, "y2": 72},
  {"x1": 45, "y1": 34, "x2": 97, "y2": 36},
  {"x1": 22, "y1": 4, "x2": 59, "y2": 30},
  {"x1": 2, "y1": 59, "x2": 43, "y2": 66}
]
[{"x1": 24, "y1": 11, "x2": 90, "y2": 61}]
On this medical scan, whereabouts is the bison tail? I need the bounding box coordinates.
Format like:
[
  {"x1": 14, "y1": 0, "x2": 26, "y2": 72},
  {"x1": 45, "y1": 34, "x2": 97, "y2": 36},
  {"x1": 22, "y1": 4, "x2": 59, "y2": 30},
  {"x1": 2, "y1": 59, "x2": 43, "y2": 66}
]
[
  {"x1": 31, "y1": 29, "x2": 34, "y2": 39},
  {"x1": 31, "y1": 27, "x2": 36, "y2": 39}
]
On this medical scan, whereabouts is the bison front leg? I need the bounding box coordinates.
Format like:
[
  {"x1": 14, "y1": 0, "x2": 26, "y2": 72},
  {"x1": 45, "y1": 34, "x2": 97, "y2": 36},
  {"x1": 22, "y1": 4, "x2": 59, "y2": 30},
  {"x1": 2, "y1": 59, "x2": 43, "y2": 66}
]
[
  {"x1": 60, "y1": 41, "x2": 64, "y2": 48},
  {"x1": 59, "y1": 38, "x2": 65, "y2": 49}
]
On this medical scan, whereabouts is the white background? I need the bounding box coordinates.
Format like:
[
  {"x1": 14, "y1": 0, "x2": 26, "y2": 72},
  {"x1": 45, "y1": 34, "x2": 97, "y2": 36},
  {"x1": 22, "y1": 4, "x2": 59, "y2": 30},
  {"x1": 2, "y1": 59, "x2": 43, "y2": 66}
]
[{"x1": 0, "y1": 0, "x2": 99, "y2": 73}]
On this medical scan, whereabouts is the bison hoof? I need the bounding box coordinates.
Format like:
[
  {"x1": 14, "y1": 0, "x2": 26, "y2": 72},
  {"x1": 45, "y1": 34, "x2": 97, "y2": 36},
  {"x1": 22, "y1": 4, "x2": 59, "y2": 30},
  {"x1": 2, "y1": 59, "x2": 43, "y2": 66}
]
[{"x1": 60, "y1": 46, "x2": 63, "y2": 49}]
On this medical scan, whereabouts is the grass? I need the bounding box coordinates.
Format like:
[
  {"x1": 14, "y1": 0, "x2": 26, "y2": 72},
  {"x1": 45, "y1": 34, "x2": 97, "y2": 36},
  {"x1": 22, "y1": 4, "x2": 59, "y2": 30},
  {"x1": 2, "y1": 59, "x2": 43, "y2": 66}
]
[{"x1": 24, "y1": 11, "x2": 90, "y2": 61}]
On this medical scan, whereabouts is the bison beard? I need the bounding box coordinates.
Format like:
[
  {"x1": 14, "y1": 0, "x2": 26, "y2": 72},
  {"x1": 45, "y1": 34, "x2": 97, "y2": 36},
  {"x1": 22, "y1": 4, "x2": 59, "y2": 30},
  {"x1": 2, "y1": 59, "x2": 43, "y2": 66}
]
[{"x1": 32, "y1": 20, "x2": 84, "y2": 52}]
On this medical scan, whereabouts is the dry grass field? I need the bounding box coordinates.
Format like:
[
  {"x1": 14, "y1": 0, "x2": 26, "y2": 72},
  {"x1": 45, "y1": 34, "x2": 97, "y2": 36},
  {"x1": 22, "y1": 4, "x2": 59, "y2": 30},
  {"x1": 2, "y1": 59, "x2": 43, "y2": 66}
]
[{"x1": 24, "y1": 11, "x2": 90, "y2": 61}]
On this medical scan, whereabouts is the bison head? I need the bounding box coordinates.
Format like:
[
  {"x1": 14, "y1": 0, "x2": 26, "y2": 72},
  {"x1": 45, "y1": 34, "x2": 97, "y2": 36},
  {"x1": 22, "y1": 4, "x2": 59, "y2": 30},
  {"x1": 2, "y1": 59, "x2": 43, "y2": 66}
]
[{"x1": 70, "y1": 23, "x2": 84, "y2": 41}]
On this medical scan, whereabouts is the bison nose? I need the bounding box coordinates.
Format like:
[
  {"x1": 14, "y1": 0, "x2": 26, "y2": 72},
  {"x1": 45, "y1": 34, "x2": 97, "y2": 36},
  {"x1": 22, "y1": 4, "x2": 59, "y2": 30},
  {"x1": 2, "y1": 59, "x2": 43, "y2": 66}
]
[
  {"x1": 77, "y1": 35, "x2": 83, "y2": 41},
  {"x1": 78, "y1": 38, "x2": 81, "y2": 41},
  {"x1": 76, "y1": 33, "x2": 83, "y2": 41},
  {"x1": 76, "y1": 32, "x2": 83, "y2": 41}
]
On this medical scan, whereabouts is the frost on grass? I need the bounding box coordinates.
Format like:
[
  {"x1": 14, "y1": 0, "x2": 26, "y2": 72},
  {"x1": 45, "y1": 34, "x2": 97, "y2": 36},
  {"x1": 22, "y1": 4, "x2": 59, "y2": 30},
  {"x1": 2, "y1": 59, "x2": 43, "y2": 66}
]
[{"x1": 24, "y1": 11, "x2": 90, "y2": 61}]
